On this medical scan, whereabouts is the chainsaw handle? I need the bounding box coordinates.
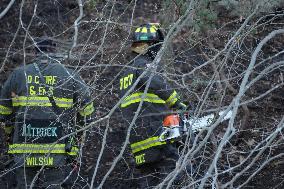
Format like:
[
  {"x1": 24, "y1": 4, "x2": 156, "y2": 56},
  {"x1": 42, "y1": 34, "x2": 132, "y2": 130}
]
[
  {"x1": 159, "y1": 128, "x2": 170, "y2": 142},
  {"x1": 159, "y1": 126, "x2": 182, "y2": 142}
]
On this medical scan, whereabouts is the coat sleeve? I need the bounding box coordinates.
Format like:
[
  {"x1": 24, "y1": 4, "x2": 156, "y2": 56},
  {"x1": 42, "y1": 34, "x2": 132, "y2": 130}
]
[
  {"x1": 136, "y1": 60, "x2": 184, "y2": 108},
  {"x1": 0, "y1": 71, "x2": 16, "y2": 122},
  {"x1": 72, "y1": 72, "x2": 94, "y2": 124}
]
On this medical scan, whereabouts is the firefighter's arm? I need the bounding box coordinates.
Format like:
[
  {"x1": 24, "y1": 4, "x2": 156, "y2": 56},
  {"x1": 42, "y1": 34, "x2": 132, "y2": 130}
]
[
  {"x1": 138, "y1": 66, "x2": 186, "y2": 109},
  {"x1": 73, "y1": 72, "x2": 94, "y2": 125},
  {"x1": 64, "y1": 73, "x2": 94, "y2": 153},
  {"x1": 0, "y1": 72, "x2": 16, "y2": 139}
]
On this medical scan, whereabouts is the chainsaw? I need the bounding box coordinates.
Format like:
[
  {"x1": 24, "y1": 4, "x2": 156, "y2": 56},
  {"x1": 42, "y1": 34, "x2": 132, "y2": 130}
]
[{"x1": 159, "y1": 110, "x2": 233, "y2": 142}]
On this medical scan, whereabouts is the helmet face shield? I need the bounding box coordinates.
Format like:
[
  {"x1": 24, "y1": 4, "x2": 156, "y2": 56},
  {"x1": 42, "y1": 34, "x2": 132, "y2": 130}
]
[{"x1": 130, "y1": 42, "x2": 150, "y2": 54}]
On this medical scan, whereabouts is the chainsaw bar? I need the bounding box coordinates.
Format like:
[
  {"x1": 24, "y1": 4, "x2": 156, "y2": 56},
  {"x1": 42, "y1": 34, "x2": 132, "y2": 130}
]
[{"x1": 189, "y1": 110, "x2": 233, "y2": 132}]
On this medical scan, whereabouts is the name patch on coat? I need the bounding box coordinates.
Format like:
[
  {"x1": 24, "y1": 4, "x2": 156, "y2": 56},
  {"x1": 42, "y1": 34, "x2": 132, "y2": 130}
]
[
  {"x1": 25, "y1": 156, "x2": 54, "y2": 166},
  {"x1": 22, "y1": 124, "x2": 57, "y2": 137}
]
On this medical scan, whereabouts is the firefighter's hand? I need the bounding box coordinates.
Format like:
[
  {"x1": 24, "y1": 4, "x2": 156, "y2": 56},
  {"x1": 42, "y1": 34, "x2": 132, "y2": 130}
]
[
  {"x1": 65, "y1": 136, "x2": 74, "y2": 153},
  {"x1": 175, "y1": 102, "x2": 187, "y2": 111},
  {"x1": 65, "y1": 142, "x2": 72, "y2": 153},
  {"x1": 4, "y1": 125, "x2": 13, "y2": 135},
  {"x1": 0, "y1": 123, "x2": 12, "y2": 143}
]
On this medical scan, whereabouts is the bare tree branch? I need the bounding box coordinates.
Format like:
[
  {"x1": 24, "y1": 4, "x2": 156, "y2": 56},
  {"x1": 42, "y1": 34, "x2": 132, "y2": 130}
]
[{"x1": 0, "y1": 0, "x2": 16, "y2": 20}]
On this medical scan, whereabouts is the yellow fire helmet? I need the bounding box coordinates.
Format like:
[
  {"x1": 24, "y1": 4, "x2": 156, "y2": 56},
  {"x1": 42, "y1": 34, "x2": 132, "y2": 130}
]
[
  {"x1": 131, "y1": 23, "x2": 164, "y2": 54},
  {"x1": 133, "y1": 23, "x2": 164, "y2": 43}
]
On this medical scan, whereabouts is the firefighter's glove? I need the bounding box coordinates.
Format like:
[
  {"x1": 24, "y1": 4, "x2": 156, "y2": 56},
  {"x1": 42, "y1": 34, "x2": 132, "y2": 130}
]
[
  {"x1": 175, "y1": 102, "x2": 188, "y2": 112},
  {"x1": 1, "y1": 123, "x2": 13, "y2": 143},
  {"x1": 1, "y1": 122, "x2": 13, "y2": 135},
  {"x1": 4, "y1": 125, "x2": 13, "y2": 135},
  {"x1": 65, "y1": 136, "x2": 74, "y2": 153}
]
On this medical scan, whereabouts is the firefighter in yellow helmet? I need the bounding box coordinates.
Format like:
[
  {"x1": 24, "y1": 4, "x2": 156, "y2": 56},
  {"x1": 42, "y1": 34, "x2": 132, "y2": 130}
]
[
  {"x1": 0, "y1": 37, "x2": 94, "y2": 188},
  {"x1": 119, "y1": 23, "x2": 187, "y2": 187}
]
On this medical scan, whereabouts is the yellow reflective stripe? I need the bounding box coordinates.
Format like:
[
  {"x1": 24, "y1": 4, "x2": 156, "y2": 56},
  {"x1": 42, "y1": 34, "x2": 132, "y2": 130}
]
[
  {"x1": 131, "y1": 137, "x2": 158, "y2": 148},
  {"x1": 150, "y1": 27, "x2": 156, "y2": 33},
  {"x1": 0, "y1": 105, "x2": 12, "y2": 115},
  {"x1": 135, "y1": 28, "x2": 141, "y2": 33},
  {"x1": 8, "y1": 144, "x2": 79, "y2": 156},
  {"x1": 121, "y1": 93, "x2": 165, "y2": 108},
  {"x1": 149, "y1": 23, "x2": 160, "y2": 29},
  {"x1": 79, "y1": 102, "x2": 94, "y2": 116},
  {"x1": 130, "y1": 136, "x2": 166, "y2": 154},
  {"x1": 141, "y1": 27, "x2": 148, "y2": 33},
  {"x1": 165, "y1": 91, "x2": 178, "y2": 107},
  {"x1": 12, "y1": 96, "x2": 73, "y2": 108}
]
